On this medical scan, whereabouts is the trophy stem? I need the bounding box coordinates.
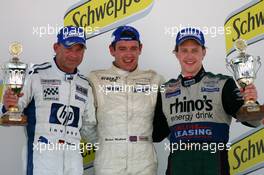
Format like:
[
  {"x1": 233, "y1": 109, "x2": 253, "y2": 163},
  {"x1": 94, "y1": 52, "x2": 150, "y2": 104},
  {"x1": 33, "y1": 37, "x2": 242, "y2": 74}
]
[{"x1": 244, "y1": 100, "x2": 260, "y2": 112}]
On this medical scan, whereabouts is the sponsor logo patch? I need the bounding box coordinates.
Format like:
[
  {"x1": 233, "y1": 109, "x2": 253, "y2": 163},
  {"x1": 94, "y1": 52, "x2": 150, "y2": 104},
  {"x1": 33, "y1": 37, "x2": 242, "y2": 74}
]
[
  {"x1": 165, "y1": 82, "x2": 181, "y2": 98},
  {"x1": 129, "y1": 136, "x2": 137, "y2": 142},
  {"x1": 75, "y1": 94, "x2": 86, "y2": 103},
  {"x1": 201, "y1": 87, "x2": 220, "y2": 92},
  {"x1": 38, "y1": 136, "x2": 49, "y2": 144},
  {"x1": 76, "y1": 85, "x2": 88, "y2": 96},
  {"x1": 49, "y1": 103, "x2": 80, "y2": 127},
  {"x1": 166, "y1": 89, "x2": 181, "y2": 98},
  {"x1": 183, "y1": 79, "x2": 195, "y2": 86},
  {"x1": 101, "y1": 76, "x2": 120, "y2": 82},
  {"x1": 43, "y1": 85, "x2": 59, "y2": 100},
  {"x1": 41, "y1": 79, "x2": 61, "y2": 85},
  {"x1": 203, "y1": 80, "x2": 219, "y2": 87}
]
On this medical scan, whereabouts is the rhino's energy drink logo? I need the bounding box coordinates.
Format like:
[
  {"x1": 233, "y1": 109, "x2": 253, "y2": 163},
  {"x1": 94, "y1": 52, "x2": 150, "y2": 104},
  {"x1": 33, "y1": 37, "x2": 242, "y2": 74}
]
[
  {"x1": 224, "y1": 0, "x2": 264, "y2": 56},
  {"x1": 64, "y1": 0, "x2": 154, "y2": 39},
  {"x1": 228, "y1": 126, "x2": 264, "y2": 175}
]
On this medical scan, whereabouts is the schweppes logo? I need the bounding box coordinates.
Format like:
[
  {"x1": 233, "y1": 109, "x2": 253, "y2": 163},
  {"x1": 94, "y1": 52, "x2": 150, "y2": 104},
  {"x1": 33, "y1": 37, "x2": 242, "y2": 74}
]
[
  {"x1": 228, "y1": 126, "x2": 264, "y2": 175},
  {"x1": 64, "y1": 0, "x2": 154, "y2": 39},
  {"x1": 224, "y1": 0, "x2": 264, "y2": 56}
]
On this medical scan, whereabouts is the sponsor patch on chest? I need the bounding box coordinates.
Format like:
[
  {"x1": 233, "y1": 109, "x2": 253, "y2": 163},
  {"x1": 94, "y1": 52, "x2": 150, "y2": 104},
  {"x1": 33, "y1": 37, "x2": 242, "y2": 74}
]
[
  {"x1": 43, "y1": 85, "x2": 59, "y2": 100},
  {"x1": 76, "y1": 85, "x2": 88, "y2": 96},
  {"x1": 165, "y1": 81, "x2": 181, "y2": 98},
  {"x1": 41, "y1": 79, "x2": 61, "y2": 85},
  {"x1": 201, "y1": 80, "x2": 220, "y2": 92},
  {"x1": 49, "y1": 103, "x2": 80, "y2": 128},
  {"x1": 101, "y1": 76, "x2": 120, "y2": 82}
]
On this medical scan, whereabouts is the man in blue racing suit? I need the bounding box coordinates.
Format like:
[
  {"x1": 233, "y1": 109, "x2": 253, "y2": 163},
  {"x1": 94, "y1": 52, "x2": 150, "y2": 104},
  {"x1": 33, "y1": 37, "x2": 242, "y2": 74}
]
[{"x1": 1, "y1": 26, "x2": 97, "y2": 175}]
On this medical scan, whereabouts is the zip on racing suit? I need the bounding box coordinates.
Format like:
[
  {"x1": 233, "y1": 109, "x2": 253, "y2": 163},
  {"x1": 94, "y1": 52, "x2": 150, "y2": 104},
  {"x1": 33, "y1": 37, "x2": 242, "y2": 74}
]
[
  {"x1": 88, "y1": 64, "x2": 164, "y2": 175},
  {"x1": 1, "y1": 58, "x2": 97, "y2": 175},
  {"x1": 152, "y1": 67, "x2": 261, "y2": 175}
]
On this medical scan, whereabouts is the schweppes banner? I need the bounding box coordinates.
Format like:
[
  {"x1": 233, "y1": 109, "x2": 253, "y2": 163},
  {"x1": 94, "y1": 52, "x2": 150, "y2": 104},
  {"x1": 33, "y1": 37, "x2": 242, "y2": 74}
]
[
  {"x1": 224, "y1": 0, "x2": 264, "y2": 56},
  {"x1": 228, "y1": 126, "x2": 264, "y2": 175},
  {"x1": 64, "y1": 0, "x2": 154, "y2": 39},
  {"x1": 0, "y1": 80, "x2": 3, "y2": 103}
]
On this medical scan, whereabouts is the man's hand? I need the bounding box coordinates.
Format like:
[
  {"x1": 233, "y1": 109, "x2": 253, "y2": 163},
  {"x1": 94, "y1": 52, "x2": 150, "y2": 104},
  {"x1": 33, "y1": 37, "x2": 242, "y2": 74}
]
[
  {"x1": 3, "y1": 89, "x2": 24, "y2": 110},
  {"x1": 240, "y1": 84, "x2": 257, "y2": 102}
]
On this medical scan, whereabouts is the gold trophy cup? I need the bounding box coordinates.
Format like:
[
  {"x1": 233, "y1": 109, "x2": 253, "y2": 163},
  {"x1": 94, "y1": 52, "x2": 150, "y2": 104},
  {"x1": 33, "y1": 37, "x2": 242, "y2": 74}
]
[
  {"x1": 0, "y1": 42, "x2": 28, "y2": 126},
  {"x1": 226, "y1": 39, "x2": 264, "y2": 122}
]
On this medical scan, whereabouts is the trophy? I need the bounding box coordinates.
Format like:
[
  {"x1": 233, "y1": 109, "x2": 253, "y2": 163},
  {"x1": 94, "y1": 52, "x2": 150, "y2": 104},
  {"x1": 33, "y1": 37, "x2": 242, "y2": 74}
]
[
  {"x1": 0, "y1": 42, "x2": 28, "y2": 126},
  {"x1": 226, "y1": 38, "x2": 264, "y2": 122}
]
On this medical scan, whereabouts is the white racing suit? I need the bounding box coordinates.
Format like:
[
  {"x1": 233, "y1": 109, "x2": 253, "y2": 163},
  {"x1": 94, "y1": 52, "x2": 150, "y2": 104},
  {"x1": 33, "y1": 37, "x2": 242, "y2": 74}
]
[
  {"x1": 89, "y1": 65, "x2": 163, "y2": 175},
  {"x1": 1, "y1": 58, "x2": 97, "y2": 175}
]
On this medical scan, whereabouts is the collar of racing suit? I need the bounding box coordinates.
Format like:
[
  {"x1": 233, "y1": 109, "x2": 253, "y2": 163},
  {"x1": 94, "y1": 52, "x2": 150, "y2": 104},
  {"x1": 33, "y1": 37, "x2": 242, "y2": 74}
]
[
  {"x1": 53, "y1": 57, "x2": 79, "y2": 81},
  {"x1": 111, "y1": 63, "x2": 139, "y2": 76},
  {"x1": 179, "y1": 66, "x2": 206, "y2": 87}
]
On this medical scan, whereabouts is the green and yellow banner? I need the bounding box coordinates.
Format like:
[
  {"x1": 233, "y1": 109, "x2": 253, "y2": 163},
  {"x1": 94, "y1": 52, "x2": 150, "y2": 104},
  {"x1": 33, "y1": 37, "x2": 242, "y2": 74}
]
[
  {"x1": 224, "y1": 0, "x2": 264, "y2": 56},
  {"x1": 64, "y1": 0, "x2": 154, "y2": 39},
  {"x1": 80, "y1": 139, "x2": 96, "y2": 175},
  {"x1": 228, "y1": 126, "x2": 264, "y2": 175},
  {"x1": 0, "y1": 80, "x2": 4, "y2": 103}
]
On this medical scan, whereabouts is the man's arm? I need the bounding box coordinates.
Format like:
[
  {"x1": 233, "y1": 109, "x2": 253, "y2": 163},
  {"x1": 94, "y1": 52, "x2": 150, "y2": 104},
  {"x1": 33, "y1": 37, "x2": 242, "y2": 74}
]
[
  {"x1": 80, "y1": 84, "x2": 97, "y2": 144},
  {"x1": 152, "y1": 91, "x2": 170, "y2": 142}
]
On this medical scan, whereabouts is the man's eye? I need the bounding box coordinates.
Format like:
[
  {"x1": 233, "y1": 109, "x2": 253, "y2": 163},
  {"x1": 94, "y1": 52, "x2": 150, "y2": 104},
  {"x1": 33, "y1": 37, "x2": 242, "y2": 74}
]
[
  {"x1": 192, "y1": 49, "x2": 198, "y2": 53},
  {"x1": 118, "y1": 47, "x2": 126, "y2": 51},
  {"x1": 130, "y1": 47, "x2": 138, "y2": 51}
]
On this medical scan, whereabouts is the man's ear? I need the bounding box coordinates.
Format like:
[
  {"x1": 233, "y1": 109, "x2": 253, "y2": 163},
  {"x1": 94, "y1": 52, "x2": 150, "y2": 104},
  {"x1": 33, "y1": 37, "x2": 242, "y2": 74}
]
[
  {"x1": 175, "y1": 51, "x2": 179, "y2": 60},
  {"x1": 139, "y1": 44, "x2": 143, "y2": 55},
  {"x1": 202, "y1": 48, "x2": 206, "y2": 60},
  {"x1": 53, "y1": 43, "x2": 60, "y2": 53},
  {"x1": 109, "y1": 45, "x2": 115, "y2": 57}
]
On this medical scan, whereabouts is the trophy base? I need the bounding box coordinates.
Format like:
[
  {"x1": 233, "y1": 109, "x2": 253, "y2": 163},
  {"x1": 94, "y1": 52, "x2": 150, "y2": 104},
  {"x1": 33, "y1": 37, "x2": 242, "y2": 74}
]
[
  {"x1": 236, "y1": 104, "x2": 264, "y2": 122},
  {"x1": 0, "y1": 112, "x2": 27, "y2": 126}
]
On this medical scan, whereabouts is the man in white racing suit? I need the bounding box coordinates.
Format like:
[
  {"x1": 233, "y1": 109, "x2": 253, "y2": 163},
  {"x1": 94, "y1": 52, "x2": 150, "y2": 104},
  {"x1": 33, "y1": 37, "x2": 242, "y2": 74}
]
[
  {"x1": 88, "y1": 26, "x2": 164, "y2": 175},
  {"x1": 1, "y1": 26, "x2": 97, "y2": 175}
]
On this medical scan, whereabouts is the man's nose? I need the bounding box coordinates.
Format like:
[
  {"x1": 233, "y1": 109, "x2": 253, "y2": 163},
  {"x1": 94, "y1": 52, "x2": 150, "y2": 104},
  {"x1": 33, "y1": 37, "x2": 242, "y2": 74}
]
[{"x1": 70, "y1": 51, "x2": 79, "y2": 58}]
